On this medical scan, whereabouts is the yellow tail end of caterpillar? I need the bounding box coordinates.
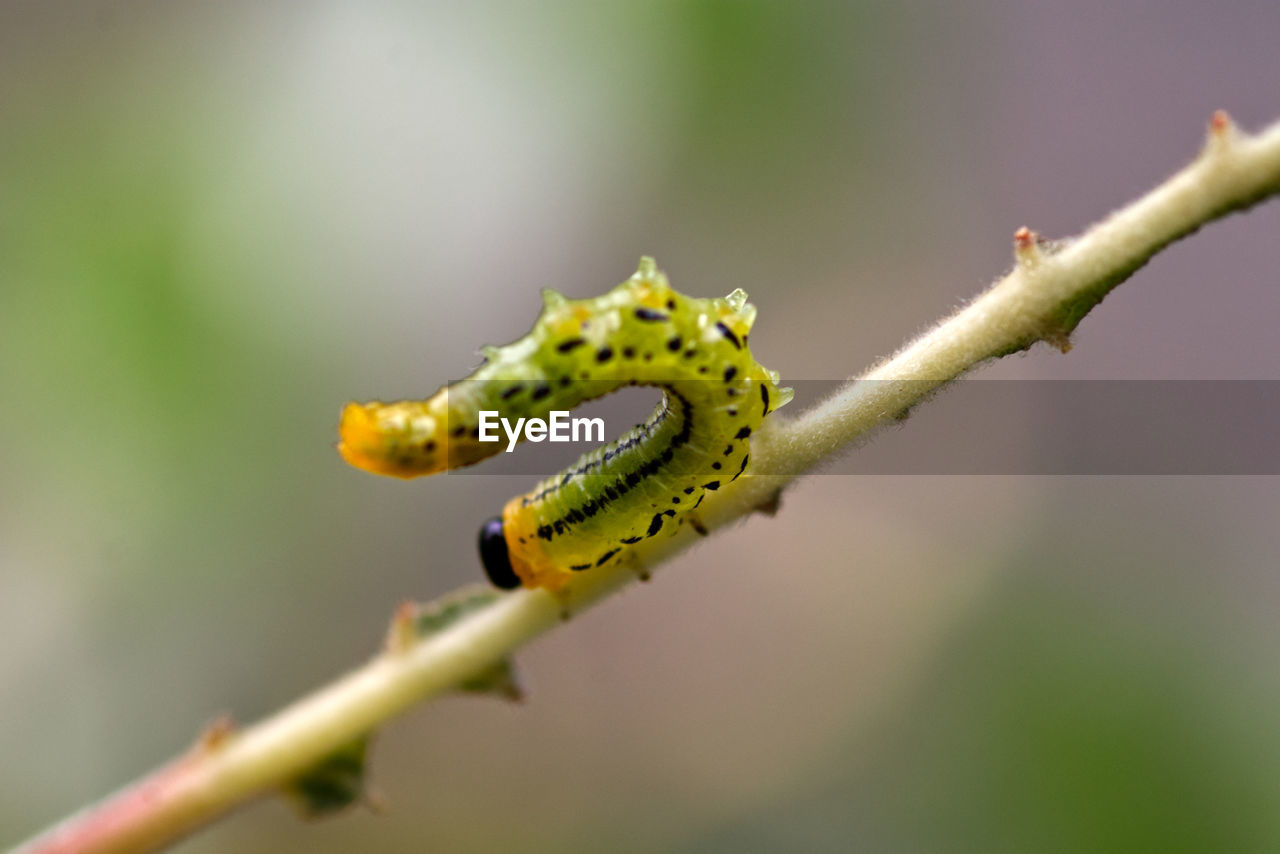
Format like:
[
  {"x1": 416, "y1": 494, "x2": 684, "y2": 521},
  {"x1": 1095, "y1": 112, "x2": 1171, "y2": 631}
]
[
  {"x1": 337, "y1": 400, "x2": 447, "y2": 478},
  {"x1": 339, "y1": 393, "x2": 510, "y2": 478}
]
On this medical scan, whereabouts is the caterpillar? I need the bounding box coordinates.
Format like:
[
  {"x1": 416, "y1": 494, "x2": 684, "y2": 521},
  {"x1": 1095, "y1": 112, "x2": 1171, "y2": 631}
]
[{"x1": 338, "y1": 257, "x2": 792, "y2": 591}]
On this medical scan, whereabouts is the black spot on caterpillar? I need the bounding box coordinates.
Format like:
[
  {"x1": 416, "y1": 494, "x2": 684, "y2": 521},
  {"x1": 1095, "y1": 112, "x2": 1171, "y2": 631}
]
[
  {"x1": 634, "y1": 307, "x2": 669, "y2": 322},
  {"x1": 715, "y1": 322, "x2": 742, "y2": 349},
  {"x1": 338, "y1": 257, "x2": 793, "y2": 591}
]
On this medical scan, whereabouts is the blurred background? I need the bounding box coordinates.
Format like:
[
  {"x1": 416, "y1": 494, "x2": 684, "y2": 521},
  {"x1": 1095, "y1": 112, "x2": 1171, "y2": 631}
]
[{"x1": 2, "y1": 2, "x2": 1278, "y2": 852}]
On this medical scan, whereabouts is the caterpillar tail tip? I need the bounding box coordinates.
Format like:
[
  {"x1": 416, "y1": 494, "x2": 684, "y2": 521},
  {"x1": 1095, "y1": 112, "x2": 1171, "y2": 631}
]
[
  {"x1": 337, "y1": 401, "x2": 422, "y2": 478},
  {"x1": 337, "y1": 402, "x2": 383, "y2": 473}
]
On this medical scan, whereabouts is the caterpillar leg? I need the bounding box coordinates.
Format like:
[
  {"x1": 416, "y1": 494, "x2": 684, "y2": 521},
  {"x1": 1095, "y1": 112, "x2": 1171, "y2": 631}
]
[
  {"x1": 629, "y1": 554, "x2": 652, "y2": 583},
  {"x1": 552, "y1": 586, "x2": 575, "y2": 621}
]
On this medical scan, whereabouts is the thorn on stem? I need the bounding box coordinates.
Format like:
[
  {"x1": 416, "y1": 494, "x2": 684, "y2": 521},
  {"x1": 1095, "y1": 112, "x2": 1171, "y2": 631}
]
[
  {"x1": 755, "y1": 488, "x2": 784, "y2": 518},
  {"x1": 1013, "y1": 226, "x2": 1043, "y2": 268},
  {"x1": 362, "y1": 786, "x2": 390, "y2": 815},
  {"x1": 498, "y1": 676, "x2": 527, "y2": 703},
  {"x1": 1045, "y1": 331, "x2": 1074, "y2": 354},
  {"x1": 195, "y1": 714, "x2": 236, "y2": 754},
  {"x1": 385, "y1": 601, "x2": 419, "y2": 654},
  {"x1": 1205, "y1": 109, "x2": 1238, "y2": 154}
]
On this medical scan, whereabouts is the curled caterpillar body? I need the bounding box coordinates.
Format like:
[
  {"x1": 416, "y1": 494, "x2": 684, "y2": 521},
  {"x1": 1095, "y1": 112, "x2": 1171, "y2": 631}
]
[{"x1": 338, "y1": 257, "x2": 793, "y2": 591}]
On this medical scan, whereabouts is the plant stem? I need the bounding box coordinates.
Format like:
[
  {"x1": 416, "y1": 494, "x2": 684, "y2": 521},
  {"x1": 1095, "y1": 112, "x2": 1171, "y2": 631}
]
[{"x1": 11, "y1": 111, "x2": 1280, "y2": 854}]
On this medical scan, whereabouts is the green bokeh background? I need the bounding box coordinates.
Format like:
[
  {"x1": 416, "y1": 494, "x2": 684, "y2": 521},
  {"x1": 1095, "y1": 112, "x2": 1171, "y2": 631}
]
[{"x1": 2, "y1": 2, "x2": 1278, "y2": 852}]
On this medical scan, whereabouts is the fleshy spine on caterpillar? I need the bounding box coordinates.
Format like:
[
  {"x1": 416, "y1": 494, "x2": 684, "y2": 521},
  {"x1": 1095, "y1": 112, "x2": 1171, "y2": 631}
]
[{"x1": 338, "y1": 257, "x2": 792, "y2": 591}]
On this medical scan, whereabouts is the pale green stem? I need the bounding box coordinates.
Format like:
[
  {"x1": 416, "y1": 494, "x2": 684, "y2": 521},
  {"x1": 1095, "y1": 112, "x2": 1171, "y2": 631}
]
[{"x1": 11, "y1": 112, "x2": 1280, "y2": 854}]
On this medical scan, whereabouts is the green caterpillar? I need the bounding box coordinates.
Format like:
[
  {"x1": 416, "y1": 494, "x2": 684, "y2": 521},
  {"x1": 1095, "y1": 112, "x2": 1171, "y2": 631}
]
[{"x1": 338, "y1": 258, "x2": 792, "y2": 590}]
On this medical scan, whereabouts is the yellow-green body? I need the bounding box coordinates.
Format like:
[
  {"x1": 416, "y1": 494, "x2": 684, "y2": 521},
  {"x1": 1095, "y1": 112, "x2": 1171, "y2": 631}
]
[{"x1": 338, "y1": 258, "x2": 791, "y2": 590}]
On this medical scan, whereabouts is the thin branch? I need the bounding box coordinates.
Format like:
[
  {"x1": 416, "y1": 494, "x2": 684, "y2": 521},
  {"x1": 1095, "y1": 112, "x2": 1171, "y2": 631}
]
[{"x1": 11, "y1": 111, "x2": 1280, "y2": 854}]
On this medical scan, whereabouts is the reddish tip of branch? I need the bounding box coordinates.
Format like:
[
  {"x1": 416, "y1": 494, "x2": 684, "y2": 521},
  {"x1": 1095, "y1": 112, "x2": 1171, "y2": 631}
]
[
  {"x1": 1209, "y1": 109, "x2": 1232, "y2": 135},
  {"x1": 18, "y1": 760, "x2": 197, "y2": 854},
  {"x1": 1013, "y1": 226, "x2": 1035, "y2": 249}
]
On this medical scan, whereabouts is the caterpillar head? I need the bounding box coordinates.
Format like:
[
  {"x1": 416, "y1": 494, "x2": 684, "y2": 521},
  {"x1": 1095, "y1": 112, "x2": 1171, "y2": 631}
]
[{"x1": 478, "y1": 516, "x2": 520, "y2": 589}]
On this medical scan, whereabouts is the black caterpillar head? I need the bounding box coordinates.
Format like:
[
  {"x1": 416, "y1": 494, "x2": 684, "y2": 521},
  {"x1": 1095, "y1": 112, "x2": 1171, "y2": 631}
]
[{"x1": 478, "y1": 516, "x2": 521, "y2": 590}]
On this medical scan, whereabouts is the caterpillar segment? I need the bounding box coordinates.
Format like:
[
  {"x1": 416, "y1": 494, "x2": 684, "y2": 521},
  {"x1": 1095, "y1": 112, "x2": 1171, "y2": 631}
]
[{"x1": 338, "y1": 257, "x2": 792, "y2": 591}]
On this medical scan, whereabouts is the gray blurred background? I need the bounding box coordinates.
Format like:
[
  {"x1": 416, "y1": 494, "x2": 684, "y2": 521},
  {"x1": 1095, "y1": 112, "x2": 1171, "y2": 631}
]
[{"x1": 2, "y1": 2, "x2": 1278, "y2": 852}]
